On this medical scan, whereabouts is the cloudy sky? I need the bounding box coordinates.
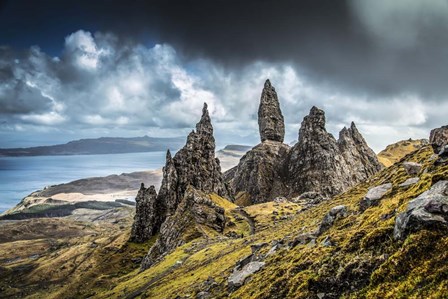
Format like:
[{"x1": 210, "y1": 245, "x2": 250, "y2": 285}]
[{"x1": 1, "y1": 0, "x2": 447, "y2": 152}]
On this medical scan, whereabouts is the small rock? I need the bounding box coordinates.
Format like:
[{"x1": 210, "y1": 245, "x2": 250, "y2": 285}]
[
  {"x1": 250, "y1": 243, "x2": 268, "y2": 254},
  {"x1": 317, "y1": 205, "x2": 348, "y2": 235},
  {"x1": 360, "y1": 183, "x2": 393, "y2": 212},
  {"x1": 399, "y1": 177, "x2": 420, "y2": 188},
  {"x1": 196, "y1": 291, "x2": 210, "y2": 299},
  {"x1": 235, "y1": 254, "x2": 254, "y2": 271},
  {"x1": 228, "y1": 261, "x2": 265, "y2": 291},
  {"x1": 317, "y1": 293, "x2": 326, "y2": 299},
  {"x1": 402, "y1": 162, "x2": 422, "y2": 175},
  {"x1": 273, "y1": 196, "x2": 288, "y2": 203},
  {"x1": 321, "y1": 236, "x2": 333, "y2": 247},
  {"x1": 289, "y1": 233, "x2": 316, "y2": 248}
]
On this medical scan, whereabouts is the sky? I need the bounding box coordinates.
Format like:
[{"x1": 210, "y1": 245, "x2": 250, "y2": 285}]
[{"x1": 0, "y1": 0, "x2": 447, "y2": 152}]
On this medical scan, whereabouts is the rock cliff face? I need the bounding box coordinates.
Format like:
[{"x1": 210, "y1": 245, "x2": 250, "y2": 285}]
[
  {"x1": 258, "y1": 79, "x2": 285, "y2": 143},
  {"x1": 141, "y1": 187, "x2": 225, "y2": 269},
  {"x1": 287, "y1": 106, "x2": 382, "y2": 198},
  {"x1": 129, "y1": 184, "x2": 159, "y2": 243},
  {"x1": 227, "y1": 140, "x2": 290, "y2": 205}
]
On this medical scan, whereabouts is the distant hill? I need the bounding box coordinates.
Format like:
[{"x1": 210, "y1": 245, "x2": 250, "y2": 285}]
[
  {"x1": 377, "y1": 138, "x2": 428, "y2": 167},
  {"x1": 216, "y1": 144, "x2": 252, "y2": 171},
  {"x1": 0, "y1": 136, "x2": 186, "y2": 156}
]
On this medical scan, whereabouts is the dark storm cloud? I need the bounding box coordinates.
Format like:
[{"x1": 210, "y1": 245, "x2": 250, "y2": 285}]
[
  {"x1": 0, "y1": 1, "x2": 447, "y2": 150},
  {"x1": 1, "y1": 0, "x2": 447, "y2": 98}
]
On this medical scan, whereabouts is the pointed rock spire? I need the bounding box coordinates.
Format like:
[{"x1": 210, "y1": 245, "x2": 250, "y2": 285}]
[
  {"x1": 129, "y1": 184, "x2": 160, "y2": 243},
  {"x1": 258, "y1": 79, "x2": 285, "y2": 143},
  {"x1": 157, "y1": 149, "x2": 178, "y2": 216},
  {"x1": 140, "y1": 103, "x2": 230, "y2": 269},
  {"x1": 196, "y1": 102, "x2": 213, "y2": 136}
]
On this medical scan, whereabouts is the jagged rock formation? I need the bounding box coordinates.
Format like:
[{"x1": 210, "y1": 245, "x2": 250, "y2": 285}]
[
  {"x1": 141, "y1": 187, "x2": 225, "y2": 269},
  {"x1": 129, "y1": 184, "x2": 159, "y2": 243},
  {"x1": 138, "y1": 103, "x2": 230, "y2": 267},
  {"x1": 169, "y1": 103, "x2": 229, "y2": 203},
  {"x1": 227, "y1": 83, "x2": 381, "y2": 205},
  {"x1": 258, "y1": 79, "x2": 285, "y2": 142},
  {"x1": 288, "y1": 106, "x2": 382, "y2": 198}
]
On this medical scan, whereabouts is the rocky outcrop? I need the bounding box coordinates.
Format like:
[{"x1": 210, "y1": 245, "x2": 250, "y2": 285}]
[
  {"x1": 141, "y1": 187, "x2": 225, "y2": 269},
  {"x1": 430, "y1": 125, "x2": 448, "y2": 163},
  {"x1": 129, "y1": 184, "x2": 159, "y2": 243},
  {"x1": 226, "y1": 80, "x2": 289, "y2": 205},
  {"x1": 429, "y1": 125, "x2": 448, "y2": 154},
  {"x1": 227, "y1": 84, "x2": 381, "y2": 205},
  {"x1": 140, "y1": 103, "x2": 229, "y2": 268},
  {"x1": 288, "y1": 107, "x2": 382, "y2": 198},
  {"x1": 258, "y1": 79, "x2": 285, "y2": 143},
  {"x1": 228, "y1": 261, "x2": 265, "y2": 290},
  {"x1": 169, "y1": 103, "x2": 229, "y2": 204},
  {"x1": 226, "y1": 141, "x2": 290, "y2": 205},
  {"x1": 394, "y1": 180, "x2": 448, "y2": 240}
]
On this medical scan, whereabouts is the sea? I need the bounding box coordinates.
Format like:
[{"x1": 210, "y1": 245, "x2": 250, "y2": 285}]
[{"x1": 0, "y1": 152, "x2": 168, "y2": 214}]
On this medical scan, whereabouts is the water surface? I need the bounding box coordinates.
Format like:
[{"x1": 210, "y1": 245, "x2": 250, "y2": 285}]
[{"x1": 0, "y1": 152, "x2": 167, "y2": 213}]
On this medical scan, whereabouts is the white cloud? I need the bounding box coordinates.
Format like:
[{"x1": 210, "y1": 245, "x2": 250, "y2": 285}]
[
  {"x1": 1, "y1": 29, "x2": 444, "y2": 151},
  {"x1": 64, "y1": 30, "x2": 108, "y2": 70}
]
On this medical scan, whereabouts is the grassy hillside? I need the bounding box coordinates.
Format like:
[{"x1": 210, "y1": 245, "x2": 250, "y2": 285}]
[
  {"x1": 377, "y1": 139, "x2": 427, "y2": 167},
  {"x1": 95, "y1": 145, "x2": 447, "y2": 299},
  {"x1": 1, "y1": 145, "x2": 447, "y2": 299}
]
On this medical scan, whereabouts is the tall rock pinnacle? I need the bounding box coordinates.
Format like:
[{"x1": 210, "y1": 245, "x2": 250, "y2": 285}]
[
  {"x1": 129, "y1": 184, "x2": 159, "y2": 243},
  {"x1": 258, "y1": 79, "x2": 285, "y2": 143}
]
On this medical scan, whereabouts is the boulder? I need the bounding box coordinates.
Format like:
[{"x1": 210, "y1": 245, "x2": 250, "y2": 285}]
[
  {"x1": 359, "y1": 183, "x2": 393, "y2": 212},
  {"x1": 429, "y1": 125, "x2": 448, "y2": 154},
  {"x1": 402, "y1": 162, "x2": 422, "y2": 175},
  {"x1": 394, "y1": 180, "x2": 448, "y2": 240}
]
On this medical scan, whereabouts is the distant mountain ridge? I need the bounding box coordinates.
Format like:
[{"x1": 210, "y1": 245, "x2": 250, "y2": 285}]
[{"x1": 0, "y1": 135, "x2": 186, "y2": 156}]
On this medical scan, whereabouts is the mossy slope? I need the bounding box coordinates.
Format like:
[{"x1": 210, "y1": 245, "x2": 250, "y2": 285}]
[{"x1": 100, "y1": 145, "x2": 448, "y2": 299}]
